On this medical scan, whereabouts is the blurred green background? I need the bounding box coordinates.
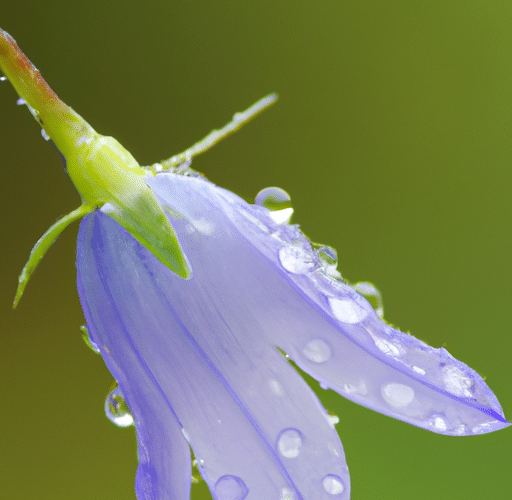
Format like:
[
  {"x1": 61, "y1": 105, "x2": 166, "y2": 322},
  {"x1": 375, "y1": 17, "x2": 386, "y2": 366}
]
[{"x1": 1, "y1": 1, "x2": 511, "y2": 499}]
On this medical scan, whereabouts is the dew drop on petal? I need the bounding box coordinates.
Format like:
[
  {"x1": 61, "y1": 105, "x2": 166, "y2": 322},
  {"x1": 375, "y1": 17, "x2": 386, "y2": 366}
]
[
  {"x1": 455, "y1": 423, "x2": 467, "y2": 435},
  {"x1": 317, "y1": 246, "x2": 341, "y2": 278},
  {"x1": 302, "y1": 339, "x2": 331, "y2": 363},
  {"x1": 268, "y1": 378, "x2": 284, "y2": 396},
  {"x1": 317, "y1": 246, "x2": 337, "y2": 266},
  {"x1": 280, "y1": 487, "x2": 296, "y2": 500},
  {"x1": 255, "y1": 186, "x2": 292, "y2": 210},
  {"x1": 412, "y1": 366, "x2": 426, "y2": 375},
  {"x1": 329, "y1": 298, "x2": 368, "y2": 324},
  {"x1": 327, "y1": 414, "x2": 340, "y2": 427},
  {"x1": 427, "y1": 414, "x2": 448, "y2": 432},
  {"x1": 322, "y1": 474, "x2": 345, "y2": 495},
  {"x1": 372, "y1": 336, "x2": 403, "y2": 357},
  {"x1": 342, "y1": 381, "x2": 368, "y2": 395},
  {"x1": 471, "y1": 421, "x2": 497, "y2": 434},
  {"x1": 381, "y1": 383, "x2": 415, "y2": 409},
  {"x1": 16, "y1": 97, "x2": 26, "y2": 105},
  {"x1": 352, "y1": 281, "x2": 384, "y2": 318},
  {"x1": 277, "y1": 428, "x2": 303, "y2": 458},
  {"x1": 214, "y1": 475, "x2": 249, "y2": 500},
  {"x1": 0, "y1": 76, "x2": 7, "y2": 81},
  {"x1": 442, "y1": 365, "x2": 474, "y2": 397},
  {"x1": 190, "y1": 218, "x2": 215, "y2": 235},
  {"x1": 105, "y1": 386, "x2": 134, "y2": 427},
  {"x1": 255, "y1": 187, "x2": 293, "y2": 224},
  {"x1": 278, "y1": 245, "x2": 316, "y2": 274}
]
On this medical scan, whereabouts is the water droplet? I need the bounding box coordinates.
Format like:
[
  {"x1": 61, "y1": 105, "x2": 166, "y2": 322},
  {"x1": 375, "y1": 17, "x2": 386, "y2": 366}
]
[
  {"x1": 105, "y1": 386, "x2": 133, "y2": 427},
  {"x1": 277, "y1": 428, "x2": 303, "y2": 458},
  {"x1": 40, "y1": 128, "x2": 50, "y2": 141},
  {"x1": 329, "y1": 298, "x2": 368, "y2": 324},
  {"x1": 381, "y1": 383, "x2": 415, "y2": 408},
  {"x1": 280, "y1": 487, "x2": 296, "y2": 500},
  {"x1": 352, "y1": 281, "x2": 384, "y2": 318},
  {"x1": 342, "y1": 381, "x2": 368, "y2": 395},
  {"x1": 427, "y1": 414, "x2": 448, "y2": 432},
  {"x1": 278, "y1": 245, "x2": 316, "y2": 274},
  {"x1": 442, "y1": 365, "x2": 473, "y2": 397},
  {"x1": 270, "y1": 207, "x2": 293, "y2": 224},
  {"x1": 255, "y1": 187, "x2": 293, "y2": 224},
  {"x1": 471, "y1": 421, "x2": 496, "y2": 434},
  {"x1": 323, "y1": 474, "x2": 345, "y2": 495},
  {"x1": 317, "y1": 246, "x2": 337, "y2": 266},
  {"x1": 255, "y1": 187, "x2": 291, "y2": 210},
  {"x1": 412, "y1": 366, "x2": 426, "y2": 375},
  {"x1": 268, "y1": 379, "x2": 284, "y2": 396},
  {"x1": 190, "y1": 218, "x2": 215, "y2": 235},
  {"x1": 0, "y1": 76, "x2": 7, "y2": 81},
  {"x1": 302, "y1": 339, "x2": 331, "y2": 363},
  {"x1": 214, "y1": 475, "x2": 248, "y2": 500},
  {"x1": 16, "y1": 97, "x2": 26, "y2": 105},
  {"x1": 454, "y1": 423, "x2": 467, "y2": 435},
  {"x1": 80, "y1": 325, "x2": 100, "y2": 353},
  {"x1": 371, "y1": 336, "x2": 403, "y2": 357},
  {"x1": 316, "y1": 246, "x2": 341, "y2": 278},
  {"x1": 327, "y1": 413, "x2": 340, "y2": 427}
]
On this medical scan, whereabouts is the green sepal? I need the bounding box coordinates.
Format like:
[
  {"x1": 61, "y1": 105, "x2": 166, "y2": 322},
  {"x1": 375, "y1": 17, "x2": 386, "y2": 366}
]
[
  {"x1": 13, "y1": 202, "x2": 96, "y2": 308},
  {"x1": 104, "y1": 191, "x2": 191, "y2": 280}
]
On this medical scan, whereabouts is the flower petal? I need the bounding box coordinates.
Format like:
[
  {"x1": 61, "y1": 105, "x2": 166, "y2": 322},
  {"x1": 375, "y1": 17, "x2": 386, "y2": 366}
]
[
  {"x1": 146, "y1": 172, "x2": 509, "y2": 436},
  {"x1": 77, "y1": 171, "x2": 508, "y2": 500},
  {"x1": 78, "y1": 211, "x2": 350, "y2": 500},
  {"x1": 78, "y1": 218, "x2": 192, "y2": 500}
]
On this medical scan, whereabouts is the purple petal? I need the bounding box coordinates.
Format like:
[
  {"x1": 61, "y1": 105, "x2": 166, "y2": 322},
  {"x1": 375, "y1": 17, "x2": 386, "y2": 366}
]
[
  {"x1": 78, "y1": 212, "x2": 350, "y2": 499},
  {"x1": 147, "y1": 172, "x2": 509, "y2": 435},
  {"x1": 76, "y1": 171, "x2": 508, "y2": 500}
]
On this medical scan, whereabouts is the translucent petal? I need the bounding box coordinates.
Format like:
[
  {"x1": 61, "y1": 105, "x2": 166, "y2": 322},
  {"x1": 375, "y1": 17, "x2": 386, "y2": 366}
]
[
  {"x1": 78, "y1": 213, "x2": 350, "y2": 500},
  {"x1": 78, "y1": 220, "x2": 192, "y2": 500},
  {"x1": 77, "y1": 171, "x2": 508, "y2": 500},
  {"x1": 146, "y1": 172, "x2": 509, "y2": 436}
]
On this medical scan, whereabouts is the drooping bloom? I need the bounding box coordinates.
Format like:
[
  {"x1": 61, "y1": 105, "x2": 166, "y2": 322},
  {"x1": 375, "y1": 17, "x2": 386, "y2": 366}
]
[
  {"x1": 2, "y1": 29, "x2": 509, "y2": 500},
  {"x1": 77, "y1": 171, "x2": 509, "y2": 500}
]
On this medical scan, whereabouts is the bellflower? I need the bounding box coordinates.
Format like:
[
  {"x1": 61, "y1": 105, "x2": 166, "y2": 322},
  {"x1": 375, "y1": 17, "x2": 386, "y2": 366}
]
[{"x1": 2, "y1": 30, "x2": 509, "y2": 500}]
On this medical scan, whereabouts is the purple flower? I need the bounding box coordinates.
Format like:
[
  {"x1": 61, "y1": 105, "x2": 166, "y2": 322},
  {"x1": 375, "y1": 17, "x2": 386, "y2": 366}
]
[
  {"x1": 77, "y1": 171, "x2": 509, "y2": 500},
  {"x1": 1, "y1": 27, "x2": 507, "y2": 500}
]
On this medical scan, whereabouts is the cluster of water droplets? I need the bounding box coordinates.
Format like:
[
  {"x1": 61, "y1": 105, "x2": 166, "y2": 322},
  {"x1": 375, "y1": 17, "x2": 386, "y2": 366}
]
[
  {"x1": 210, "y1": 367, "x2": 347, "y2": 498},
  {"x1": 252, "y1": 188, "x2": 389, "y2": 314},
  {"x1": 274, "y1": 425, "x2": 346, "y2": 497},
  {"x1": 251, "y1": 187, "x2": 499, "y2": 435},
  {"x1": 253, "y1": 187, "x2": 345, "y2": 285},
  {"x1": 213, "y1": 424, "x2": 346, "y2": 499}
]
